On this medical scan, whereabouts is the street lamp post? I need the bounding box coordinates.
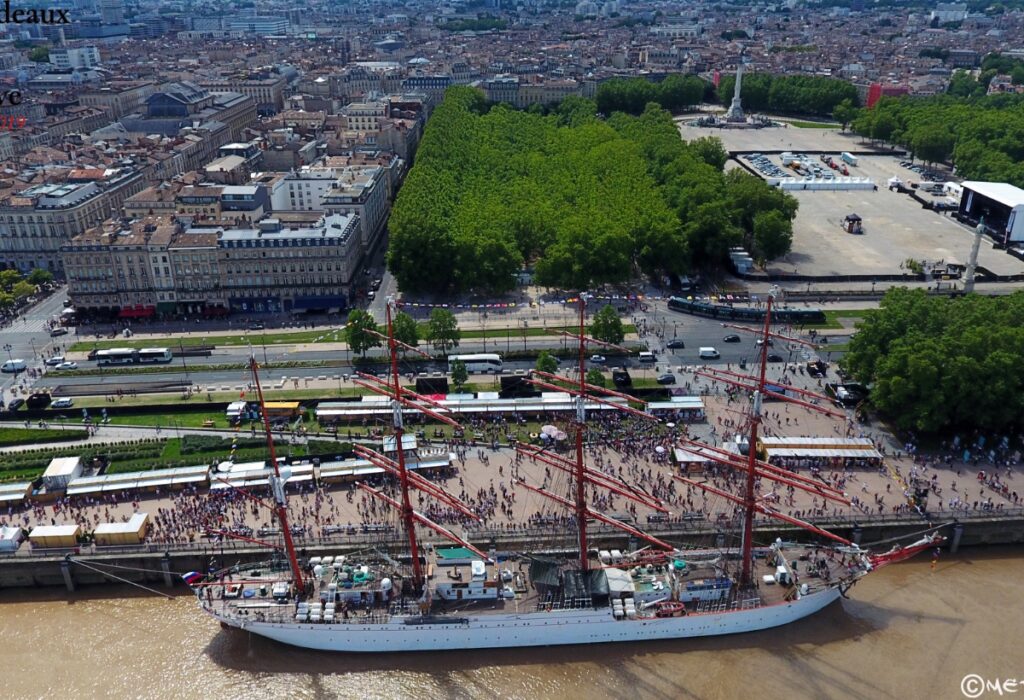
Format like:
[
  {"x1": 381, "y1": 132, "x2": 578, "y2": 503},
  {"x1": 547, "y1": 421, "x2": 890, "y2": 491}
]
[
  {"x1": 261, "y1": 330, "x2": 268, "y2": 365},
  {"x1": 2, "y1": 343, "x2": 11, "y2": 362},
  {"x1": 29, "y1": 338, "x2": 36, "y2": 360}
]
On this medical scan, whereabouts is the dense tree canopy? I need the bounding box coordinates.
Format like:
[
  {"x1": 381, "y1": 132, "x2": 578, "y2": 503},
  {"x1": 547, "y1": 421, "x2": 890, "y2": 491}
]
[
  {"x1": 840, "y1": 288, "x2": 1024, "y2": 433},
  {"x1": 595, "y1": 75, "x2": 706, "y2": 115},
  {"x1": 716, "y1": 73, "x2": 860, "y2": 117},
  {"x1": 388, "y1": 88, "x2": 799, "y2": 294},
  {"x1": 851, "y1": 93, "x2": 1024, "y2": 186}
]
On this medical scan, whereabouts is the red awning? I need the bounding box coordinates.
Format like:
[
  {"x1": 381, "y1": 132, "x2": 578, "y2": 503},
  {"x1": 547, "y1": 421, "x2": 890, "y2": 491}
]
[{"x1": 118, "y1": 306, "x2": 156, "y2": 318}]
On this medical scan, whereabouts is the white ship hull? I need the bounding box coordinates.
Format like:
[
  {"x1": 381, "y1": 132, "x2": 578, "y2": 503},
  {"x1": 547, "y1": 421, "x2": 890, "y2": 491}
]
[{"x1": 211, "y1": 586, "x2": 843, "y2": 652}]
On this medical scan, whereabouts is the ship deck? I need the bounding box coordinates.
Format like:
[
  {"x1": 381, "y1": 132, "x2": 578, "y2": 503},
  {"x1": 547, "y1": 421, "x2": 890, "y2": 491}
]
[{"x1": 199, "y1": 544, "x2": 858, "y2": 626}]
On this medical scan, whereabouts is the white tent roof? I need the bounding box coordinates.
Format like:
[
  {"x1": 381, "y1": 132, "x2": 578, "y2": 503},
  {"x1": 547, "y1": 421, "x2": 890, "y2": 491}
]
[
  {"x1": 962, "y1": 181, "x2": 1024, "y2": 208},
  {"x1": 94, "y1": 513, "x2": 148, "y2": 535},
  {"x1": 0, "y1": 526, "x2": 22, "y2": 541},
  {"x1": 29, "y1": 524, "x2": 80, "y2": 537},
  {"x1": 43, "y1": 457, "x2": 81, "y2": 479}
]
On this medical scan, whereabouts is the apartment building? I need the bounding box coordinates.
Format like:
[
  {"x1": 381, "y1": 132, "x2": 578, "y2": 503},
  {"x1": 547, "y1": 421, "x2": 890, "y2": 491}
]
[
  {"x1": 217, "y1": 214, "x2": 360, "y2": 313},
  {"x1": 0, "y1": 169, "x2": 145, "y2": 274},
  {"x1": 64, "y1": 212, "x2": 361, "y2": 315},
  {"x1": 61, "y1": 217, "x2": 180, "y2": 315},
  {"x1": 199, "y1": 72, "x2": 288, "y2": 114}
]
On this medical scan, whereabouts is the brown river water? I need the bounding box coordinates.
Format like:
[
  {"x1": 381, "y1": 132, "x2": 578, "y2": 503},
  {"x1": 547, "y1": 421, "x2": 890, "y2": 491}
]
[{"x1": 2, "y1": 548, "x2": 1021, "y2": 700}]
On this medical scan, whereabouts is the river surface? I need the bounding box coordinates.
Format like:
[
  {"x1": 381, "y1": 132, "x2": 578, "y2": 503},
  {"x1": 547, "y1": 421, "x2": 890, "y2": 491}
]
[{"x1": 2, "y1": 548, "x2": 1021, "y2": 700}]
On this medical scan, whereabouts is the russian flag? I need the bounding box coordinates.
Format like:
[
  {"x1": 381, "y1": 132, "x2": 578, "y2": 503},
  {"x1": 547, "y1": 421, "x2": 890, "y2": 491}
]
[{"x1": 182, "y1": 571, "x2": 204, "y2": 585}]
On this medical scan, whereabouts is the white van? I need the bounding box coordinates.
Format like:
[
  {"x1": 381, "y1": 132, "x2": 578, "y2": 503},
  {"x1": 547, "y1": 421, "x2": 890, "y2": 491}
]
[
  {"x1": 1, "y1": 359, "x2": 27, "y2": 373},
  {"x1": 698, "y1": 347, "x2": 720, "y2": 360},
  {"x1": 638, "y1": 351, "x2": 656, "y2": 363}
]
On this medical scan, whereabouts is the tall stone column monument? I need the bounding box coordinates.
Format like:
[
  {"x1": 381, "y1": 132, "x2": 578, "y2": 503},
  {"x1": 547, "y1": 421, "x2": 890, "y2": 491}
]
[{"x1": 725, "y1": 53, "x2": 746, "y2": 122}]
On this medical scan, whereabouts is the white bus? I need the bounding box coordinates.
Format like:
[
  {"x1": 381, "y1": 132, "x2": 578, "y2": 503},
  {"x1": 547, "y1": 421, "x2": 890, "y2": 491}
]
[
  {"x1": 95, "y1": 348, "x2": 137, "y2": 366},
  {"x1": 448, "y1": 353, "x2": 503, "y2": 374},
  {"x1": 137, "y1": 348, "x2": 173, "y2": 364}
]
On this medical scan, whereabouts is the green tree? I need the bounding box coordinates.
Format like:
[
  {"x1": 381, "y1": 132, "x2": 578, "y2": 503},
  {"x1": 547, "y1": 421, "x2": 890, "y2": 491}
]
[
  {"x1": 688, "y1": 136, "x2": 728, "y2": 169},
  {"x1": 586, "y1": 367, "x2": 606, "y2": 387},
  {"x1": 0, "y1": 292, "x2": 13, "y2": 308},
  {"x1": 912, "y1": 128, "x2": 955, "y2": 164},
  {"x1": 11, "y1": 280, "x2": 34, "y2": 299},
  {"x1": 870, "y1": 112, "x2": 896, "y2": 142},
  {"x1": 0, "y1": 269, "x2": 21, "y2": 291},
  {"x1": 450, "y1": 359, "x2": 468, "y2": 390},
  {"x1": 752, "y1": 210, "x2": 794, "y2": 262},
  {"x1": 26, "y1": 269, "x2": 53, "y2": 286},
  {"x1": 345, "y1": 309, "x2": 381, "y2": 357},
  {"x1": 391, "y1": 311, "x2": 419, "y2": 350},
  {"x1": 28, "y1": 47, "x2": 48, "y2": 63},
  {"x1": 426, "y1": 308, "x2": 460, "y2": 356},
  {"x1": 832, "y1": 98, "x2": 856, "y2": 131},
  {"x1": 589, "y1": 304, "x2": 625, "y2": 345},
  {"x1": 535, "y1": 350, "x2": 559, "y2": 374}
]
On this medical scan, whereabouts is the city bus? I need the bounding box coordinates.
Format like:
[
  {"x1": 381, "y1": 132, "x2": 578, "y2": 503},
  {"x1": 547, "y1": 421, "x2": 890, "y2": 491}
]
[
  {"x1": 136, "y1": 348, "x2": 173, "y2": 364},
  {"x1": 448, "y1": 353, "x2": 503, "y2": 374},
  {"x1": 95, "y1": 348, "x2": 138, "y2": 366}
]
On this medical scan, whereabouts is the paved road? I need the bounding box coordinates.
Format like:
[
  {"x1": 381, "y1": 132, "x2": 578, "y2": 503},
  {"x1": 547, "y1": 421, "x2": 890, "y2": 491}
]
[{"x1": 0, "y1": 288, "x2": 69, "y2": 400}]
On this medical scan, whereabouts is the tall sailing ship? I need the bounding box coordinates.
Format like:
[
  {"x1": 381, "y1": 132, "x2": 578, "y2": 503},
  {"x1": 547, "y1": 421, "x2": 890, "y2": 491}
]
[{"x1": 188, "y1": 294, "x2": 943, "y2": 652}]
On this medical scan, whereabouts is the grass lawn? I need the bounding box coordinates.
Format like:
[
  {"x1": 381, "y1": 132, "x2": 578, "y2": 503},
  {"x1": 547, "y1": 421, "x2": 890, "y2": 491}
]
[
  {"x1": 784, "y1": 120, "x2": 841, "y2": 129},
  {"x1": 803, "y1": 309, "x2": 874, "y2": 330},
  {"x1": 0, "y1": 426, "x2": 89, "y2": 446},
  {"x1": 69, "y1": 324, "x2": 639, "y2": 353}
]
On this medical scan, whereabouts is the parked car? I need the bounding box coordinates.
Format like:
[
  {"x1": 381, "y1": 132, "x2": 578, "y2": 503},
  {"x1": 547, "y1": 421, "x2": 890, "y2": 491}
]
[
  {"x1": 766, "y1": 353, "x2": 785, "y2": 363},
  {"x1": 51, "y1": 397, "x2": 74, "y2": 409},
  {"x1": 723, "y1": 334, "x2": 741, "y2": 343},
  {"x1": 666, "y1": 339, "x2": 686, "y2": 349},
  {"x1": 6, "y1": 398, "x2": 25, "y2": 412},
  {"x1": 56, "y1": 361, "x2": 78, "y2": 371},
  {"x1": 589, "y1": 354, "x2": 607, "y2": 364},
  {"x1": 656, "y1": 374, "x2": 677, "y2": 385},
  {"x1": 45, "y1": 356, "x2": 65, "y2": 366},
  {"x1": 248, "y1": 322, "x2": 265, "y2": 330}
]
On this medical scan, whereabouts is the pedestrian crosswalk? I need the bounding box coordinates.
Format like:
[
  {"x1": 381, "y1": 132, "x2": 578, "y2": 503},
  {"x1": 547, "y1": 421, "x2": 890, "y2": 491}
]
[{"x1": 8, "y1": 317, "x2": 50, "y2": 333}]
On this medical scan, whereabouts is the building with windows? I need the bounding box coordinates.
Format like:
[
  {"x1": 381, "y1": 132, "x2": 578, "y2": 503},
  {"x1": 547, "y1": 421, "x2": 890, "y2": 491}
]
[
  {"x1": 217, "y1": 215, "x2": 359, "y2": 313},
  {"x1": 49, "y1": 46, "x2": 101, "y2": 70},
  {"x1": 199, "y1": 72, "x2": 288, "y2": 114},
  {"x1": 64, "y1": 213, "x2": 361, "y2": 315},
  {"x1": 0, "y1": 169, "x2": 145, "y2": 274}
]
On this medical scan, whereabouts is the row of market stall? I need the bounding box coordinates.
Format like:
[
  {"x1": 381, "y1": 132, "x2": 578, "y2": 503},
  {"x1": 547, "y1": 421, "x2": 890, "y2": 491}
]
[{"x1": 1, "y1": 513, "x2": 151, "y2": 552}]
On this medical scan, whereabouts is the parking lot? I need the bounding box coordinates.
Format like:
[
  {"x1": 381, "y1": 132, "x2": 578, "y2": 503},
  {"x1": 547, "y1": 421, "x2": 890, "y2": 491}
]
[{"x1": 679, "y1": 123, "x2": 1024, "y2": 278}]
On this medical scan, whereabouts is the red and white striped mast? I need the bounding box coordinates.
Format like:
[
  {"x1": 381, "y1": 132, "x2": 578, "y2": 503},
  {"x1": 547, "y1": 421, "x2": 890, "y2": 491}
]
[
  {"x1": 249, "y1": 356, "x2": 305, "y2": 590},
  {"x1": 350, "y1": 297, "x2": 490, "y2": 589}
]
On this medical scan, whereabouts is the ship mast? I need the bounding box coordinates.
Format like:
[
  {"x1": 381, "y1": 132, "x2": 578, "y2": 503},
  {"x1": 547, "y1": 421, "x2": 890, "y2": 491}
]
[
  {"x1": 385, "y1": 298, "x2": 423, "y2": 586},
  {"x1": 574, "y1": 296, "x2": 589, "y2": 571},
  {"x1": 740, "y1": 294, "x2": 774, "y2": 586},
  {"x1": 249, "y1": 356, "x2": 305, "y2": 590}
]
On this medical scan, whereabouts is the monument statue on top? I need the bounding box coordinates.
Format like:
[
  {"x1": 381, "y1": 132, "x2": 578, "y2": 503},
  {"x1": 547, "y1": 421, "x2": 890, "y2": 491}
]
[{"x1": 724, "y1": 49, "x2": 747, "y2": 122}]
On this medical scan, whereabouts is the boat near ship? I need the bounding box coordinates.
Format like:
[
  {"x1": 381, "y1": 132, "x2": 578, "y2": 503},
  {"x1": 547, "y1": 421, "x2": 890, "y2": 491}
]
[{"x1": 189, "y1": 293, "x2": 944, "y2": 652}]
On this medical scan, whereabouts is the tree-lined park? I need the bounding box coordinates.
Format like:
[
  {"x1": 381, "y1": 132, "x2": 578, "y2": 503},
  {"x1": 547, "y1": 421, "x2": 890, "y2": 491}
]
[{"x1": 387, "y1": 86, "x2": 798, "y2": 295}]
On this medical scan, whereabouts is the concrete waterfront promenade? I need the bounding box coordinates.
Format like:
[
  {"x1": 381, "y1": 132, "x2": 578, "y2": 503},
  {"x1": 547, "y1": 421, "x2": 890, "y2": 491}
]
[{"x1": 4, "y1": 360, "x2": 1024, "y2": 592}]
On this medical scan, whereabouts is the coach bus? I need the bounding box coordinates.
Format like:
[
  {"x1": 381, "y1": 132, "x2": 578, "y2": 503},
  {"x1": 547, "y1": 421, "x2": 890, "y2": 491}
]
[
  {"x1": 95, "y1": 348, "x2": 138, "y2": 366},
  {"x1": 448, "y1": 353, "x2": 503, "y2": 374},
  {"x1": 136, "y1": 347, "x2": 173, "y2": 364}
]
